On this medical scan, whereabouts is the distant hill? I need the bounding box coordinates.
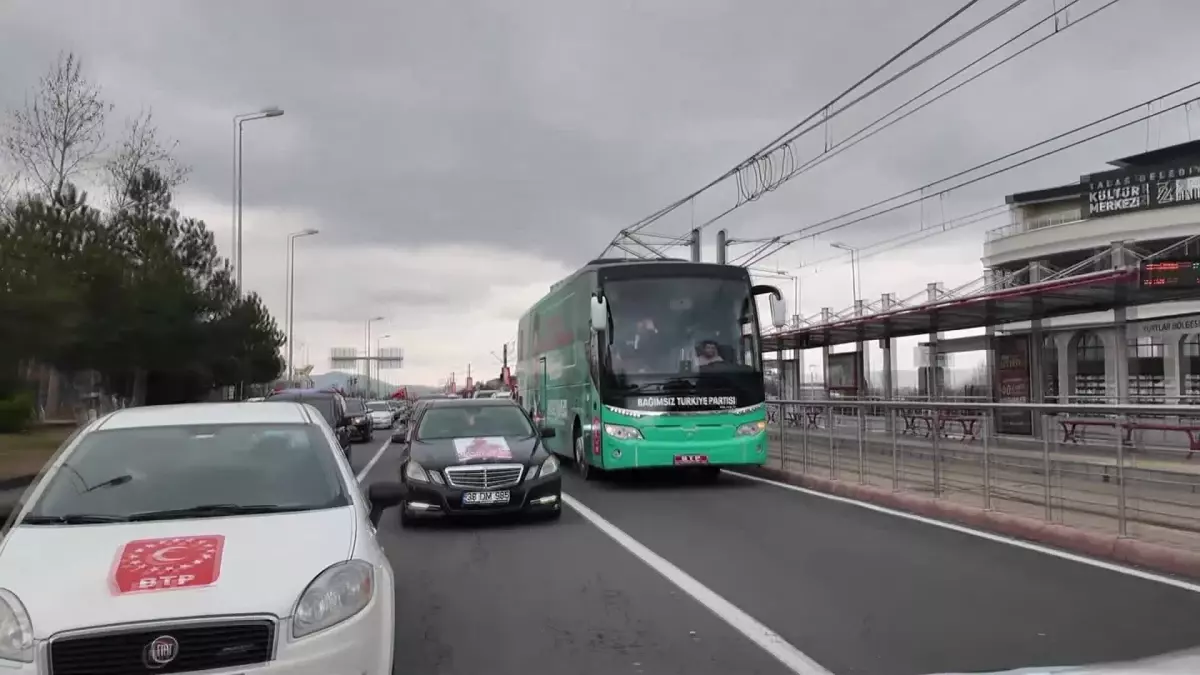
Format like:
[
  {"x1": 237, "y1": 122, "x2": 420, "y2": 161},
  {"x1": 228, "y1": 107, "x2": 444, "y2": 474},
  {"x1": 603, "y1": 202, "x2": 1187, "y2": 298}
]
[{"x1": 308, "y1": 371, "x2": 441, "y2": 396}]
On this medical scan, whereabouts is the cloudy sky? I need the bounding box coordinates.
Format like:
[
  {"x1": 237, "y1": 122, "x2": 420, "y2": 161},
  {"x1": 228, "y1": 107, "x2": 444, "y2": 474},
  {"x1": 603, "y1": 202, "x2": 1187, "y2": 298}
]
[{"x1": 3, "y1": 0, "x2": 1198, "y2": 386}]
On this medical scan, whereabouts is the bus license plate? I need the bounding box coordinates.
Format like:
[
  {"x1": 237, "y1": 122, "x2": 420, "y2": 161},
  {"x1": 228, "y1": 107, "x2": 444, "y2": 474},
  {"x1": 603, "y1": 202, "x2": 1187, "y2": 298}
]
[
  {"x1": 463, "y1": 491, "x2": 510, "y2": 505},
  {"x1": 674, "y1": 454, "x2": 709, "y2": 465}
]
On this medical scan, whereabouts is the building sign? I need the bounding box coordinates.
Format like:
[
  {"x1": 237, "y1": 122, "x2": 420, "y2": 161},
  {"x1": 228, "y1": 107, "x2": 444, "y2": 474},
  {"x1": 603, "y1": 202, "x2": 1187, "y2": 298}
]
[
  {"x1": 826, "y1": 351, "x2": 863, "y2": 392},
  {"x1": 994, "y1": 335, "x2": 1033, "y2": 436},
  {"x1": 1133, "y1": 312, "x2": 1200, "y2": 340},
  {"x1": 1083, "y1": 160, "x2": 1200, "y2": 218}
]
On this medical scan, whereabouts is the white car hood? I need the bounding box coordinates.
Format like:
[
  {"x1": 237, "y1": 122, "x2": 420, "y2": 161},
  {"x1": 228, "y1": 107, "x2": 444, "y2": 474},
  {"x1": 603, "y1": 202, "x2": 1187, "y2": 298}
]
[
  {"x1": 370, "y1": 411, "x2": 391, "y2": 419},
  {"x1": 0, "y1": 508, "x2": 357, "y2": 637}
]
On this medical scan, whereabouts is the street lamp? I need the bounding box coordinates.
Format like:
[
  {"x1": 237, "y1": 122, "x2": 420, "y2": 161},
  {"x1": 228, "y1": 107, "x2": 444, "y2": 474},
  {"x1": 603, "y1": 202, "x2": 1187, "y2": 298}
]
[
  {"x1": 375, "y1": 334, "x2": 391, "y2": 397},
  {"x1": 829, "y1": 242, "x2": 861, "y2": 305},
  {"x1": 285, "y1": 228, "x2": 319, "y2": 383},
  {"x1": 232, "y1": 106, "x2": 285, "y2": 291},
  {"x1": 365, "y1": 316, "x2": 385, "y2": 397}
]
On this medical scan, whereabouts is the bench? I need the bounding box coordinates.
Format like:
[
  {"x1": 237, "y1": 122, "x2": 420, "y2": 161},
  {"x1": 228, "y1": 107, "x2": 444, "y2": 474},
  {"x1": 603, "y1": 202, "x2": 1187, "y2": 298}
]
[{"x1": 1058, "y1": 417, "x2": 1200, "y2": 459}]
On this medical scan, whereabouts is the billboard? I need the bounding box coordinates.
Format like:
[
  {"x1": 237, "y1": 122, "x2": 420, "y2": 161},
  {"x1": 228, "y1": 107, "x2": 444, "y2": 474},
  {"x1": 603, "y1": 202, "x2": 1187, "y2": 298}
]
[
  {"x1": 330, "y1": 347, "x2": 359, "y2": 369},
  {"x1": 377, "y1": 347, "x2": 404, "y2": 369},
  {"x1": 994, "y1": 334, "x2": 1033, "y2": 436},
  {"x1": 826, "y1": 351, "x2": 864, "y2": 394},
  {"x1": 1083, "y1": 160, "x2": 1200, "y2": 219}
]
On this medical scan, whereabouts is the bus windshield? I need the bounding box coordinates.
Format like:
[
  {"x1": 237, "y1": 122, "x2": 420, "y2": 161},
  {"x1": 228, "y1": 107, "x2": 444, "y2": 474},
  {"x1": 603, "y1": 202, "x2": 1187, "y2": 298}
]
[{"x1": 603, "y1": 276, "x2": 762, "y2": 378}]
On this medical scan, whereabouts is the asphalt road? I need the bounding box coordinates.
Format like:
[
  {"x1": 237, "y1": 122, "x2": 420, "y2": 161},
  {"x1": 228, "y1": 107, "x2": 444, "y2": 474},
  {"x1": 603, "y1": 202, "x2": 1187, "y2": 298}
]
[{"x1": 354, "y1": 434, "x2": 1200, "y2": 675}]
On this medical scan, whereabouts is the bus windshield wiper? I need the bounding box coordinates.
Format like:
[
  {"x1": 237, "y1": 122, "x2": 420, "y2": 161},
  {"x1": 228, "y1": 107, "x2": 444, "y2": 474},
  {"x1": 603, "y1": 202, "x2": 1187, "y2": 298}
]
[
  {"x1": 127, "y1": 504, "x2": 314, "y2": 521},
  {"x1": 23, "y1": 513, "x2": 130, "y2": 524}
]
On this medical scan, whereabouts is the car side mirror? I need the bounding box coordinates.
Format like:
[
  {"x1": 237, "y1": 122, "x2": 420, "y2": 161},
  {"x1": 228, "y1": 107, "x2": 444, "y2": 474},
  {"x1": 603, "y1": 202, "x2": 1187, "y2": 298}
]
[
  {"x1": 367, "y1": 482, "x2": 408, "y2": 526},
  {"x1": 539, "y1": 427, "x2": 556, "y2": 439},
  {"x1": 589, "y1": 295, "x2": 607, "y2": 333}
]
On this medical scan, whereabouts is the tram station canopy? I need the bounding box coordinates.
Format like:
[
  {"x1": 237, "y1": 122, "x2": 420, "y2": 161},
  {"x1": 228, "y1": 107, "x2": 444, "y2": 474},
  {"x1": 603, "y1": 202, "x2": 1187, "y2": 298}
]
[{"x1": 761, "y1": 268, "x2": 1200, "y2": 351}]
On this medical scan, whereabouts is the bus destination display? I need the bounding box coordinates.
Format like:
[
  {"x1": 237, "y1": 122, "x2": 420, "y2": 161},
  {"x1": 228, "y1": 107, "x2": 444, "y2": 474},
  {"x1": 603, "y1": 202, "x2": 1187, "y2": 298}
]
[{"x1": 1140, "y1": 260, "x2": 1200, "y2": 288}]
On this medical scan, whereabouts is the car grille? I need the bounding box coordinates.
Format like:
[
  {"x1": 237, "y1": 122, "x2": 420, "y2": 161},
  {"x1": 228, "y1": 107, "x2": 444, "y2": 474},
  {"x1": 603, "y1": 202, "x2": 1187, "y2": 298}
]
[
  {"x1": 444, "y1": 463, "x2": 524, "y2": 489},
  {"x1": 48, "y1": 618, "x2": 275, "y2": 675}
]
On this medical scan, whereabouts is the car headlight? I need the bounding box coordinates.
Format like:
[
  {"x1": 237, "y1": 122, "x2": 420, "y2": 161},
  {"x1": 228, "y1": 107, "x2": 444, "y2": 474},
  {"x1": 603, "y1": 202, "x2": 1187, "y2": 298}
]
[
  {"x1": 604, "y1": 423, "x2": 642, "y2": 440},
  {"x1": 405, "y1": 461, "x2": 429, "y2": 483},
  {"x1": 534, "y1": 455, "x2": 559, "y2": 479},
  {"x1": 0, "y1": 589, "x2": 34, "y2": 663},
  {"x1": 353, "y1": 416, "x2": 367, "y2": 424},
  {"x1": 292, "y1": 560, "x2": 374, "y2": 639},
  {"x1": 736, "y1": 420, "x2": 767, "y2": 437}
]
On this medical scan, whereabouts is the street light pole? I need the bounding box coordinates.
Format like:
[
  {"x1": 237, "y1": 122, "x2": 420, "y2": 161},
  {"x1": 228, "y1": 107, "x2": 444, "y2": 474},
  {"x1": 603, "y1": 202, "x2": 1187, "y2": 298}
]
[
  {"x1": 232, "y1": 106, "x2": 284, "y2": 291},
  {"x1": 365, "y1": 316, "x2": 384, "y2": 398},
  {"x1": 830, "y1": 242, "x2": 861, "y2": 304},
  {"x1": 286, "y1": 228, "x2": 319, "y2": 383},
  {"x1": 376, "y1": 334, "x2": 391, "y2": 397}
]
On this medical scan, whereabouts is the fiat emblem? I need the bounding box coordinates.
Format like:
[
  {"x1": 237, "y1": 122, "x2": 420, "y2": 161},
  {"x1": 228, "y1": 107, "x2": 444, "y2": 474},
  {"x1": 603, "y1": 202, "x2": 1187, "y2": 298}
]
[{"x1": 143, "y1": 635, "x2": 179, "y2": 668}]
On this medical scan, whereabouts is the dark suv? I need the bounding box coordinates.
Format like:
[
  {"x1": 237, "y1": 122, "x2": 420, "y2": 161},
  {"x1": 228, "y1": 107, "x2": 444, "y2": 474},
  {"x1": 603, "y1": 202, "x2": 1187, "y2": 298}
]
[
  {"x1": 266, "y1": 388, "x2": 353, "y2": 459},
  {"x1": 344, "y1": 398, "x2": 374, "y2": 444}
]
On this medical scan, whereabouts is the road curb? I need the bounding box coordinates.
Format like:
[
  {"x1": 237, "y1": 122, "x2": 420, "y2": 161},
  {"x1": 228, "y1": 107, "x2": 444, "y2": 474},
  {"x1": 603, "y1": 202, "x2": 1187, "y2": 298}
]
[{"x1": 741, "y1": 465, "x2": 1200, "y2": 581}]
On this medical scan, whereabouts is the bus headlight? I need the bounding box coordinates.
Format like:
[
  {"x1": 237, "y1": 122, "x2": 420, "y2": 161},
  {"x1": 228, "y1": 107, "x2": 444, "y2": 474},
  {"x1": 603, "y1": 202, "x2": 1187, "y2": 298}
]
[
  {"x1": 604, "y1": 424, "x2": 642, "y2": 440},
  {"x1": 735, "y1": 420, "x2": 767, "y2": 437}
]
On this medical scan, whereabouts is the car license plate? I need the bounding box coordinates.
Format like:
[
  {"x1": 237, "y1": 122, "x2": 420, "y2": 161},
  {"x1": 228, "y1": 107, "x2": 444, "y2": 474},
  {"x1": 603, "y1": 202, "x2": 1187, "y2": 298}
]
[
  {"x1": 674, "y1": 454, "x2": 709, "y2": 465},
  {"x1": 463, "y1": 490, "x2": 510, "y2": 505}
]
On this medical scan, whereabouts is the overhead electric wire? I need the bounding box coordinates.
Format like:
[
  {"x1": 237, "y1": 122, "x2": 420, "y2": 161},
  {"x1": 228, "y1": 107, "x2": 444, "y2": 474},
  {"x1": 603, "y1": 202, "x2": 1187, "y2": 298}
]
[
  {"x1": 601, "y1": 0, "x2": 993, "y2": 257},
  {"x1": 735, "y1": 80, "x2": 1200, "y2": 268},
  {"x1": 657, "y1": 0, "x2": 1108, "y2": 253},
  {"x1": 726, "y1": 0, "x2": 1116, "y2": 242}
]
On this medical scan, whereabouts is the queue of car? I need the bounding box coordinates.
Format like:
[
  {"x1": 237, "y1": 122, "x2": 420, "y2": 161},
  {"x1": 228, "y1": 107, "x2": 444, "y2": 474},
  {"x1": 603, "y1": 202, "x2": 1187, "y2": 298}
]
[{"x1": 0, "y1": 401, "x2": 410, "y2": 675}]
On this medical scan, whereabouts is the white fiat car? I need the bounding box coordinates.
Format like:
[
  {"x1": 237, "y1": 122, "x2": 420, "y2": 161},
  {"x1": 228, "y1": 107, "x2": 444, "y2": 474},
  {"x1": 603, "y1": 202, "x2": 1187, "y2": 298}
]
[{"x1": 0, "y1": 402, "x2": 408, "y2": 674}]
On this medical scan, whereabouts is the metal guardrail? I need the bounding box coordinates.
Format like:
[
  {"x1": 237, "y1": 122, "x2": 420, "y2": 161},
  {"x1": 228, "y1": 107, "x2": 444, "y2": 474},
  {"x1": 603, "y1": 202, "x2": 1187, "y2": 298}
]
[{"x1": 764, "y1": 399, "x2": 1200, "y2": 548}]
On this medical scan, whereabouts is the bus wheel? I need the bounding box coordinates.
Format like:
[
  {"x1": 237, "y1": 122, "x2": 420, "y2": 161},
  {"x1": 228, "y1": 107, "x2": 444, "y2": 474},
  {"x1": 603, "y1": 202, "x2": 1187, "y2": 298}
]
[{"x1": 574, "y1": 430, "x2": 598, "y2": 481}]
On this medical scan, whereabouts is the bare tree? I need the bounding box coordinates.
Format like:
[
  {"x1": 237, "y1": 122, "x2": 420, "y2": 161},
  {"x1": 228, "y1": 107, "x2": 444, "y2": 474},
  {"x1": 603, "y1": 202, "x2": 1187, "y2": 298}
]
[
  {"x1": 105, "y1": 108, "x2": 190, "y2": 211},
  {"x1": 2, "y1": 52, "x2": 112, "y2": 203}
]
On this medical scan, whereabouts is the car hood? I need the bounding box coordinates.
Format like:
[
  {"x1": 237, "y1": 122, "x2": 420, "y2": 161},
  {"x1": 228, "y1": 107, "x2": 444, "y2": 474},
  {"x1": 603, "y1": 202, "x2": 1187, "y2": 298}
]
[
  {"x1": 929, "y1": 648, "x2": 1200, "y2": 674},
  {"x1": 410, "y1": 435, "x2": 541, "y2": 470},
  {"x1": 0, "y1": 507, "x2": 357, "y2": 636},
  {"x1": 369, "y1": 411, "x2": 391, "y2": 418}
]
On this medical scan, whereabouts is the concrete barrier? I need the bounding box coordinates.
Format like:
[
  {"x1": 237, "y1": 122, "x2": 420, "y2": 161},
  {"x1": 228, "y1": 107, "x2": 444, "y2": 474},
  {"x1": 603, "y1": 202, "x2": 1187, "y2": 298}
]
[{"x1": 741, "y1": 464, "x2": 1200, "y2": 581}]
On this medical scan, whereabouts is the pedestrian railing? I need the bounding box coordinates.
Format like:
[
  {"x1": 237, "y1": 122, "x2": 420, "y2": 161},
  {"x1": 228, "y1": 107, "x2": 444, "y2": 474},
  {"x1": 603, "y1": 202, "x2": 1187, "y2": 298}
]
[{"x1": 764, "y1": 399, "x2": 1200, "y2": 550}]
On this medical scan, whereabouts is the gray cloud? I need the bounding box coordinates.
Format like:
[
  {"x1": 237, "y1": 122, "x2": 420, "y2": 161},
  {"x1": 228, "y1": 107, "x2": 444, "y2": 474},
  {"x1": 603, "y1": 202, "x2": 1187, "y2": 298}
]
[{"x1": 4, "y1": 0, "x2": 1200, "y2": 380}]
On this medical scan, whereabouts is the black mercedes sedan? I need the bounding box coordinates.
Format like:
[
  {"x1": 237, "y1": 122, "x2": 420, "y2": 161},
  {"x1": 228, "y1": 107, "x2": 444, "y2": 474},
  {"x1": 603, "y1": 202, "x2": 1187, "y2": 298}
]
[{"x1": 397, "y1": 398, "x2": 561, "y2": 526}]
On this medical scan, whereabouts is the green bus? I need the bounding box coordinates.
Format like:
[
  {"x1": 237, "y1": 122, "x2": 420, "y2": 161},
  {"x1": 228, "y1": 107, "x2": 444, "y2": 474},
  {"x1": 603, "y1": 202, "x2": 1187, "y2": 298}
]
[{"x1": 515, "y1": 258, "x2": 786, "y2": 480}]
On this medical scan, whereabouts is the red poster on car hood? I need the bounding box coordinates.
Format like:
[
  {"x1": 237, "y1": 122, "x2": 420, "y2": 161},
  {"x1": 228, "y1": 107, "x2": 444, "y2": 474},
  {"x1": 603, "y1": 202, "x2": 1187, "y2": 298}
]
[{"x1": 112, "y1": 535, "x2": 225, "y2": 594}]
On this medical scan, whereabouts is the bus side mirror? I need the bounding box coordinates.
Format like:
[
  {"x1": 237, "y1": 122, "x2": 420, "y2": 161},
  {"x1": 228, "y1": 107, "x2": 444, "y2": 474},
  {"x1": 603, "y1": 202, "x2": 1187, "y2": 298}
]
[
  {"x1": 769, "y1": 295, "x2": 787, "y2": 329},
  {"x1": 590, "y1": 295, "x2": 608, "y2": 333}
]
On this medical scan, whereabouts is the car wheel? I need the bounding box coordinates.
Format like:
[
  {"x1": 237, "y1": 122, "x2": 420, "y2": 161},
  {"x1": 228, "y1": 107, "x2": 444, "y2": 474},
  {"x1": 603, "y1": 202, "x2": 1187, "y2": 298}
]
[{"x1": 574, "y1": 431, "x2": 597, "y2": 481}]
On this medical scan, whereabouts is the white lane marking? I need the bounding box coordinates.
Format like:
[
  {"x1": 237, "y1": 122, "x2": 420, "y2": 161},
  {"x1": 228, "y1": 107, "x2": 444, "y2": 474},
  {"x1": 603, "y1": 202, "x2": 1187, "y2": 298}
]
[
  {"x1": 561, "y1": 492, "x2": 833, "y2": 675},
  {"x1": 356, "y1": 439, "x2": 393, "y2": 483},
  {"x1": 724, "y1": 470, "x2": 1200, "y2": 594}
]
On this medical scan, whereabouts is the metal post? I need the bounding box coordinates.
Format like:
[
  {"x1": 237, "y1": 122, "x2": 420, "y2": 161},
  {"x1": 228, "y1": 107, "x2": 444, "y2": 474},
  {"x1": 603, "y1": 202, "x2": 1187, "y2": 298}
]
[
  {"x1": 890, "y1": 407, "x2": 899, "y2": 490},
  {"x1": 856, "y1": 405, "x2": 865, "y2": 484},
  {"x1": 1042, "y1": 413, "x2": 1052, "y2": 521},
  {"x1": 236, "y1": 122, "x2": 244, "y2": 290},
  {"x1": 931, "y1": 409, "x2": 942, "y2": 497},
  {"x1": 286, "y1": 234, "x2": 295, "y2": 382},
  {"x1": 827, "y1": 406, "x2": 836, "y2": 479},
  {"x1": 801, "y1": 403, "x2": 809, "y2": 475},
  {"x1": 231, "y1": 119, "x2": 238, "y2": 282},
  {"x1": 1116, "y1": 413, "x2": 1128, "y2": 536},
  {"x1": 690, "y1": 228, "x2": 701, "y2": 262},
  {"x1": 982, "y1": 413, "x2": 992, "y2": 510},
  {"x1": 775, "y1": 403, "x2": 784, "y2": 467},
  {"x1": 715, "y1": 229, "x2": 727, "y2": 265}
]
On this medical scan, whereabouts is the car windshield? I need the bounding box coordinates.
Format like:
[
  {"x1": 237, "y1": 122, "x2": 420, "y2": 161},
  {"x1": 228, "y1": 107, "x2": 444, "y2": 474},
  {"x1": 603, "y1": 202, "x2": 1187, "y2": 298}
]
[
  {"x1": 24, "y1": 423, "x2": 349, "y2": 523},
  {"x1": 346, "y1": 399, "x2": 367, "y2": 413},
  {"x1": 417, "y1": 405, "x2": 534, "y2": 440},
  {"x1": 367, "y1": 402, "x2": 390, "y2": 412},
  {"x1": 603, "y1": 275, "x2": 761, "y2": 377}
]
